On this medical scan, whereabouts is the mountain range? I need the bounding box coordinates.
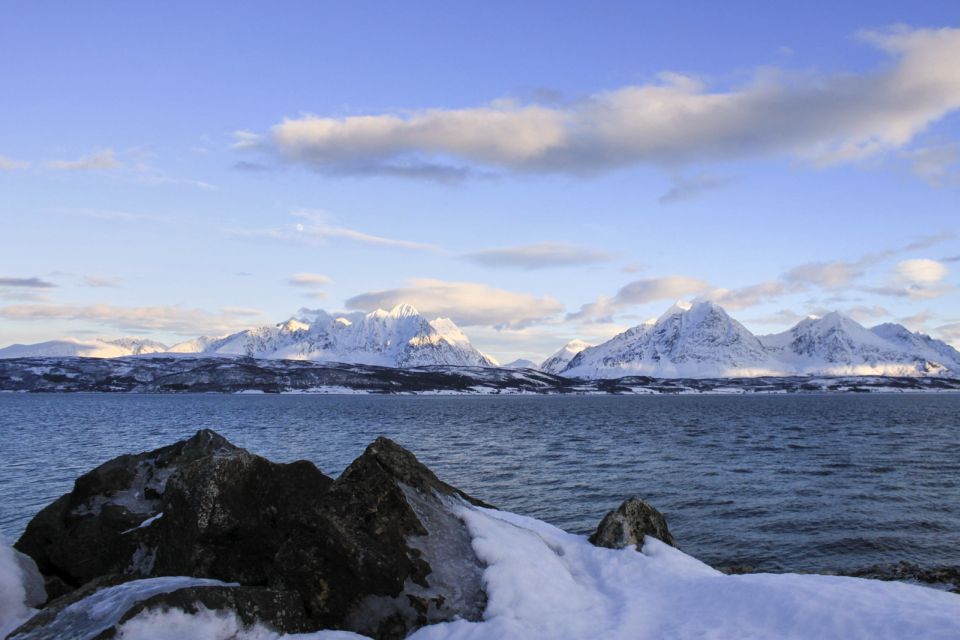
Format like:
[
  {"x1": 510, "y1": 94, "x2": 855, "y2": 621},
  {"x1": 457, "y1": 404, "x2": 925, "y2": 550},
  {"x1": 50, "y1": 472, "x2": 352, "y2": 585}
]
[{"x1": 1, "y1": 301, "x2": 958, "y2": 379}]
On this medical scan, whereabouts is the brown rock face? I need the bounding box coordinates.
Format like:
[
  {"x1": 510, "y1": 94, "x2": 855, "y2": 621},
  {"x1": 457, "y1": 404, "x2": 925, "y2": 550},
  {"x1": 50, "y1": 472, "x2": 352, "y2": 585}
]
[
  {"x1": 13, "y1": 431, "x2": 488, "y2": 640},
  {"x1": 588, "y1": 496, "x2": 676, "y2": 550}
]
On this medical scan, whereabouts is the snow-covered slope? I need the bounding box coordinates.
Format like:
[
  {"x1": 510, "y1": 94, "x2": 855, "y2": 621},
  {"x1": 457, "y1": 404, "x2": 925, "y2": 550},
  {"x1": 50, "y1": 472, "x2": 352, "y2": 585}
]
[
  {"x1": 0, "y1": 337, "x2": 168, "y2": 359},
  {"x1": 503, "y1": 359, "x2": 539, "y2": 370},
  {"x1": 870, "y1": 323, "x2": 960, "y2": 372},
  {"x1": 540, "y1": 339, "x2": 592, "y2": 374},
  {"x1": 760, "y1": 313, "x2": 957, "y2": 376},
  {"x1": 168, "y1": 304, "x2": 495, "y2": 368},
  {"x1": 564, "y1": 301, "x2": 784, "y2": 379},
  {"x1": 8, "y1": 508, "x2": 956, "y2": 640}
]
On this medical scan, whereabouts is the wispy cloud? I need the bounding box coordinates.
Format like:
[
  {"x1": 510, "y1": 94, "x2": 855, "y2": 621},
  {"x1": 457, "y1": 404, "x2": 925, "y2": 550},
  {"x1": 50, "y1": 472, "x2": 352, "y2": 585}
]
[
  {"x1": 568, "y1": 276, "x2": 711, "y2": 322},
  {"x1": 864, "y1": 258, "x2": 953, "y2": 299},
  {"x1": 0, "y1": 277, "x2": 56, "y2": 288},
  {"x1": 0, "y1": 303, "x2": 266, "y2": 335},
  {"x1": 51, "y1": 207, "x2": 164, "y2": 223},
  {"x1": 242, "y1": 27, "x2": 960, "y2": 180},
  {"x1": 345, "y1": 278, "x2": 564, "y2": 328},
  {"x1": 79, "y1": 276, "x2": 125, "y2": 288},
  {"x1": 900, "y1": 142, "x2": 960, "y2": 186},
  {"x1": 0, "y1": 155, "x2": 30, "y2": 170},
  {"x1": 236, "y1": 209, "x2": 443, "y2": 253},
  {"x1": 935, "y1": 322, "x2": 960, "y2": 348},
  {"x1": 659, "y1": 174, "x2": 729, "y2": 204},
  {"x1": 288, "y1": 272, "x2": 331, "y2": 287},
  {"x1": 462, "y1": 243, "x2": 613, "y2": 269},
  {"x1": 784, "y1": 233, "x2": 954, "y2": 288},
  {"x1": 48, "y1": 149, "x2": 122, "y2": 171}
]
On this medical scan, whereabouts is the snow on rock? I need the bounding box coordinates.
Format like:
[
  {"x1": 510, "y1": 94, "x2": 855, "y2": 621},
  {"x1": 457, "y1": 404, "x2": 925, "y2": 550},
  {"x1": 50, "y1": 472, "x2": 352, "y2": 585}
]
[
  {"x1": 539, "y1": 339, "x2": 592, "y2": 374},
  {"x1": 91, "y1": 506, "x2": 960, "y2": 640}
]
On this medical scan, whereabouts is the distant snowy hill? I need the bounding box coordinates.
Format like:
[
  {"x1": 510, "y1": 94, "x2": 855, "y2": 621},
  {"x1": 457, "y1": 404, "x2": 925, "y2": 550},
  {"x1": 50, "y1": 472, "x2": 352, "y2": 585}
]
[
  {"x1": 0, "y1": 337, "x2": 168, "y2": 359},
  {"x1": 562, "y1": 302, "x2": 960, "y2": 379},
  {"x1": 502, "y1": 358, "x2": 540, "y2": 370},
  {"x1": 759, "y1": 313, "x2": 960, "y2": 376},
  {"x1": 167, "y1": 303, "x2": 495, "y2": 368},
  {"x1": 563, "y1": 301, "x2": 782, "y2": 379},
  {"x1": 540, "y1": 339, "x2": 592, "y2": 374}
]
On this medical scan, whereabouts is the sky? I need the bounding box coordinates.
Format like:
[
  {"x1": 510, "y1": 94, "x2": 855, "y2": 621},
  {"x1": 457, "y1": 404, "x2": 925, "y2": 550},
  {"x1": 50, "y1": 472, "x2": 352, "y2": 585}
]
[{"x1": 1, "y1": 1, "x2": 959, "y2": 362}]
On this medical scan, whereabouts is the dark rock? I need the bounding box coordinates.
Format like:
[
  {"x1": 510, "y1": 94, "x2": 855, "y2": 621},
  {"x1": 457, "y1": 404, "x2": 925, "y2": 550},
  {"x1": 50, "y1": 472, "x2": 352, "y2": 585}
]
[
  {"x1": 14, "y1": 429, "x2": 239, "y2": 592},
  {"x1": 589, "y1": 496, "x2": 676, "y2": 549},
  {"x1": 14, "y1": 431, "x2": 488, "y2": 640}
]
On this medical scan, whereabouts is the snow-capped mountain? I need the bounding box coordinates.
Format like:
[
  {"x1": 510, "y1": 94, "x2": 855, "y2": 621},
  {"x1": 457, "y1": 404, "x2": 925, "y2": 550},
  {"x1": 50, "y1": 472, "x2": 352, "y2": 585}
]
[
  {"x1": 565, "y1": 301, "x2": 782, "y2": 378},
  {"x1": 167, "y1": 304, "x2": 496, "y2": 368},
  {"x1": 870, "y1": 323, "x2": 960, "y2": 371},
  {"x1": 560, "y1": 303, "x2": 960, "y2": 379},
  {"x1": 563, "y1": 301, "x2": 783, "y2": 379},
  {"x1": 540, "y1": 339, "x2": 592, "y2": 375},
  {"x1": 759, "y1": 313, "x2": 960, "y2": 376},
  {"x1": 0, "y1": 337, "x2": 168, "y2": 359},
  {"x1": 2, "y1": 301, "x2": 958, "y2": 379},
  {"x1": 503, "y1": 358, "x2": 540, "y2": 370}
]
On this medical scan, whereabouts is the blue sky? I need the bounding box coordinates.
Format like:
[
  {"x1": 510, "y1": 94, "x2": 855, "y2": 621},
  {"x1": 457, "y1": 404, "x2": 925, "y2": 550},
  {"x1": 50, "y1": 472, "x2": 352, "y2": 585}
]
[{"x1": 1, "y1": 1, "x2": 959, "y2": 361}]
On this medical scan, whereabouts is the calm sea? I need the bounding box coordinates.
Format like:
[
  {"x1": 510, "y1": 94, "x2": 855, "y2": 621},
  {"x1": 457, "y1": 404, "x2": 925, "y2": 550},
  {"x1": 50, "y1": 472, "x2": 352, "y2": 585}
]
[{"x1": 1, "y1": 393, "x2": 958, "y2": 575}]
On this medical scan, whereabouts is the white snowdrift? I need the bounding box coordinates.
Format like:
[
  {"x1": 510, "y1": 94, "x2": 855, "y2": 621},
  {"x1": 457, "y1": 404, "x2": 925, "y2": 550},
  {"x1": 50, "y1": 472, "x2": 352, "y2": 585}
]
[{"x1": 4, "y1": 506, "x2": 959, "y2": 640}]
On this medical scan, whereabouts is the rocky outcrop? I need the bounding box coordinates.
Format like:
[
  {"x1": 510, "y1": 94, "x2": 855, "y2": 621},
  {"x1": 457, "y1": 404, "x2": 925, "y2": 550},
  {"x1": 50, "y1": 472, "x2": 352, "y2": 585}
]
[
  {"x1": 589, "y1": 496, "x2": 676, "y2": 549},
  {"x1": 11, "y1": 431, "x2": 489, "y2": 640}
]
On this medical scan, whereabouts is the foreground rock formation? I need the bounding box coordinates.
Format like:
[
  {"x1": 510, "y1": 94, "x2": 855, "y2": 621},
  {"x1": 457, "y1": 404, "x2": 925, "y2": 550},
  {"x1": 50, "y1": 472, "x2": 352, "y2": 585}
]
[
  {"x1": 5, "y1": 432, "x2": 960, "y2": 640},
  {"x1": 11, "y1": 430, "x2": 498, "y2": 639}
]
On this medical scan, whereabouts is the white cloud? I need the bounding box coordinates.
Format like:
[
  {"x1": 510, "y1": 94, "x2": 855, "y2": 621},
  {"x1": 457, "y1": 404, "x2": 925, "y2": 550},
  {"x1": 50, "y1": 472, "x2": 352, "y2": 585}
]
[
  {"x1": 0, "y1": 155, "x2": 29, "y2": 170},
  {"x1": 864, "y1": 258, "x2": 953, "y2": 299},
  {"x1": 344, "y1": 278, "x2": 564, "y2": 328},
  {"x1": 704, "y1": 281, "x2": 800, "y2": 310},
  {"x1": 231, "y1": 130, "x2": 265, "y2": 150},
  {"x1": 0, "y1": 303, "x2": 266, "y2": 335},
  {"x1": 48, "y1": 149, "x2": 122, "y2": 171},
  {"x1": 896, "y1": 258, "x2": 949, "y2": 284},
  {"x1": 462, "y1": 243, "x2": 613, "y2": 269},
  {"x1": 784, "y1": 234, "x2": 954, "y2": 288},
  {"x1": 288, "y1": 272, "x2": 331, "y2": 287},
  {"x1": 247, "y1": 27, "x2": 960, "y2": 179},
  {"x1": 784, "y1": 261, "x2": 863, "y2": 288},
  {"x1": 568, "y1": 276, "x2": 710, "y2": 322}
]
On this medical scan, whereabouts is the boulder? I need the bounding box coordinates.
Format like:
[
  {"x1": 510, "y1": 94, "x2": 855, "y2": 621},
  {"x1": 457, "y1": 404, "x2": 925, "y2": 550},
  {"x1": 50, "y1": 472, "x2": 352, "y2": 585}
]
[
  {"x1": 589, "y1": 496, "x2": 676, "y2": 549},
  {"x1": 12, "y1": 431, "x2": 488, "y2": 640}
]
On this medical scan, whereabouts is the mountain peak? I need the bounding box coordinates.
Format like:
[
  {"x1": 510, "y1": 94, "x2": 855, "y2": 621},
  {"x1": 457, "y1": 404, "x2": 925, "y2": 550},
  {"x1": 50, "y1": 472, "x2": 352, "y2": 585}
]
[
  {"x1": 658, "y1": 300, "x2": 694, "y2": 321},
  {"x1": 387, "y1": 303, "x2": 421, "y2": 318}
]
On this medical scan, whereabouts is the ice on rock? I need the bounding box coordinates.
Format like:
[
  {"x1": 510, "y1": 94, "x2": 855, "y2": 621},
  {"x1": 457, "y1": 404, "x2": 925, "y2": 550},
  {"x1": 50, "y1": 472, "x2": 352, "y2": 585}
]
[
  {"x1": 0, "y1": 539, "x2": 44, "y2": 638},
  {"x1": 10, "y1": 577, "x2": 235, "y2": 640}
]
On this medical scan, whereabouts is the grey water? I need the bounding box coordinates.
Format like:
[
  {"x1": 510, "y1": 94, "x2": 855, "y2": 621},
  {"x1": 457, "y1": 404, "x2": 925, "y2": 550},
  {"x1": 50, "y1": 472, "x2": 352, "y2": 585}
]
[{"x1": 1, "y1": 393, "x2": 958, "y2": 577}]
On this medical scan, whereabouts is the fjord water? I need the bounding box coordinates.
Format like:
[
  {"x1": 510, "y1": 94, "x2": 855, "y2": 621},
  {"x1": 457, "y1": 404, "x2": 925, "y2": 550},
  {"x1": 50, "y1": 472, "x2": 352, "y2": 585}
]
[{"x1": 1, "y1": 394, "x2": 958, "y2": 576}]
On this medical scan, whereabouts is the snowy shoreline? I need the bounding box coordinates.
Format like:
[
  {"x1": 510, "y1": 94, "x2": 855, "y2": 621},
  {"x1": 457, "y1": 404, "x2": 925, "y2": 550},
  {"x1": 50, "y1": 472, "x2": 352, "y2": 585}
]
[{"x1": 3, "y1": 431, "x2": 960, "y2": 639}]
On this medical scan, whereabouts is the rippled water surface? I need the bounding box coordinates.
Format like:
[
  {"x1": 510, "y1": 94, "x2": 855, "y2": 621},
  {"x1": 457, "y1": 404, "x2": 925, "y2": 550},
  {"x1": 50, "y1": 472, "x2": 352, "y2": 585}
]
[{"x1": 1, "y1": 393, "x2": 958, "y2": 574}]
